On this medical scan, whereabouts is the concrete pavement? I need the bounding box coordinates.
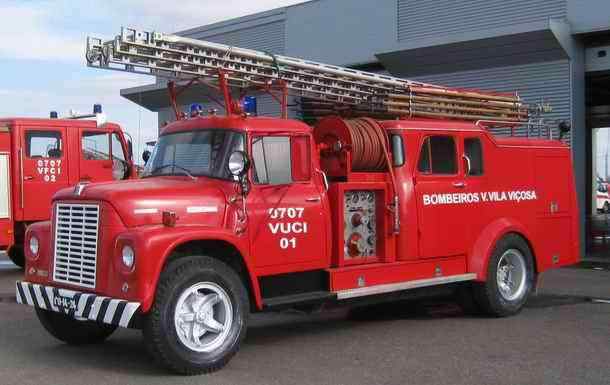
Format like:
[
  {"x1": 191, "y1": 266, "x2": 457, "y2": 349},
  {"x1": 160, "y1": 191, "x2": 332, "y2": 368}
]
[{"x1": 0, "y1": 265, "x2": 608, "y2": 385}]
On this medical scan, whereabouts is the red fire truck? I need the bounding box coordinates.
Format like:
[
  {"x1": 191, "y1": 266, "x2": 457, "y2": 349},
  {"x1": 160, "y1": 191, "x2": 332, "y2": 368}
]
[
  {"x1": 0, "y1": 107, "x2": 135, "y2": 267},
  {"x1": 16, "y1": 28, "x2": 579, "y2": 375}
]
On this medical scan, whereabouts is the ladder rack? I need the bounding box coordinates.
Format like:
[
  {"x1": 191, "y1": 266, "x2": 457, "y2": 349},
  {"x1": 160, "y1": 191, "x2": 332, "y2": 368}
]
[{"x1": 86, "y1": 26, "x2": 531, "y2": 122}]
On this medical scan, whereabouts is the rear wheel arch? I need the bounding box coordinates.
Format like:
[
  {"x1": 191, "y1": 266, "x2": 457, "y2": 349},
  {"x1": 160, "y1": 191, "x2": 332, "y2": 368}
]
[
  {"x1": 159, "y1": 239, "x2": 260, "y2": 312},
  {"x1": 469, "y1": 219, "x2": 538, "y2": 281}
]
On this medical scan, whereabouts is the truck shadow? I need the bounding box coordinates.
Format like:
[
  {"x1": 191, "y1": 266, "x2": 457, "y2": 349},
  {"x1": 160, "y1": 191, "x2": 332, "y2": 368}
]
[{"x1": 26, "y1": 293, "x2": 591, "y2": 376}]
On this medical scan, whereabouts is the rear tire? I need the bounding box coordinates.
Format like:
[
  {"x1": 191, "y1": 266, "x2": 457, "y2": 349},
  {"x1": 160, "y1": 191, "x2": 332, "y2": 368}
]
[
  {"x1": 35, "y1": 308, "x2": 116, "y2": 345},
  {"x1": 472, "y1": 234, "x2": 534, "y2": 317},
  {"x1": 8, "y1": 246, "x2": 24, "y2": 269},
  {"x1": 143, "y1": 256, "x2": 249, "y2": 375}
]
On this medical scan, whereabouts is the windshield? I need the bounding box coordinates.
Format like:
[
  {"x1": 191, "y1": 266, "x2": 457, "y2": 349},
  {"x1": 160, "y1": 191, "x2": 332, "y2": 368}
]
[{"x1": 143, "y1": 129, "x2": 245, "y2": 180}]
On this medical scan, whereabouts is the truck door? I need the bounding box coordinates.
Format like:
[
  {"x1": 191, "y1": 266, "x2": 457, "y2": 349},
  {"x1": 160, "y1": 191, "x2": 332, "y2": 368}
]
[
  {"x1": 414, "y1": 133, "x2": 468, "y2": 258},
  {"x1": 80, "y1": 130, "x2": 130, "y2": 182},
  {"x1": 21, "y1": 127, "x2": 69, "y2": 220},
  {"x1": 247, "y1": 134, "x2": 327, "y2": 271},
  {"x1": 80, "y1": 130, "x2": 111, "y2": 182}
]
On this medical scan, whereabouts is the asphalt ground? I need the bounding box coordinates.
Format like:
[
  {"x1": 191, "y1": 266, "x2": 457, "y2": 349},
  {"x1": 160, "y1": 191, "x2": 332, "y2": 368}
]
[{"x1": 0, "y1": 253, "x2": 609, "y2": 385}]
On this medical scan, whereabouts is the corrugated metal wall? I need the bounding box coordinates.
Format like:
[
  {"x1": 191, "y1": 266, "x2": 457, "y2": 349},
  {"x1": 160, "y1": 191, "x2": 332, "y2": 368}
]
[
  {"x1": 183, "y1": 21, "x2": 286, "y2": 54},
  {"x1": 412, "y1": 60, "x2": 572, "y2": 142},
  {"x1": 397, "y1": 0, "x2": 567, "y2": 41}
]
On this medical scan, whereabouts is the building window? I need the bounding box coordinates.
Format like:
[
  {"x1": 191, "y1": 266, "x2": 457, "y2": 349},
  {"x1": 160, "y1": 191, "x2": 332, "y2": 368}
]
[{"x1": 26, "y1": 131, "x2": 62, "y2": 158}]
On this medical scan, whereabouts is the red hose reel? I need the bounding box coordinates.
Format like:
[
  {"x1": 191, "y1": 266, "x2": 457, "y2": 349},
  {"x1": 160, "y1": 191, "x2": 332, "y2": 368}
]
[{"x1": 314, "y1": 116, "x2": 391, "y2": 176}]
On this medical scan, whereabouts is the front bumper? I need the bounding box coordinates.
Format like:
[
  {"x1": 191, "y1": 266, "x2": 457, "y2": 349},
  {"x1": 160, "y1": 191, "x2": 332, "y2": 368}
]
[{"x1": 16, "y1": 281, "x2": 141, "y2": 328}]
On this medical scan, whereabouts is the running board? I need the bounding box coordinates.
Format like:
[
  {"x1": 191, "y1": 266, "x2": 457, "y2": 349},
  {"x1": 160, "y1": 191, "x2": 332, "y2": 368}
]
[
  {"x1": 263, "y1": 291, "x2": 337, "y2": 309},
  {"x1": 335, "y1": 273, "x2": 477, "y2": 300}
]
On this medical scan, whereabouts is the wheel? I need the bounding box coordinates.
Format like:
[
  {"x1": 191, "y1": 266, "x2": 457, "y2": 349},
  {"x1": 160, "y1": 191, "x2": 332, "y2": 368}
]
[
  {"x1": 35, "y1": 308, "x2": 116, "y2": 345},
  {"x1": 143, "y1": 256, "x2": 249, "y2": 375},
  {"x1": 472, "y1": 234, "x2": 534, "y2": 317},
  {"x1": 7, "y1": 246, "x2": 24, "y2": 269},
  {"x1": 604, "y1": 202, "x2": 609, "y2": 214}
]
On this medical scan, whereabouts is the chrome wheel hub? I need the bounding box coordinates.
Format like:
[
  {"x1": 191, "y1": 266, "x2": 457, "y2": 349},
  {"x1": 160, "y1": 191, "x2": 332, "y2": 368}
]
[
  {"x1": 496, "y1": 248, "x2": 527, "y2": 302},
  {"x1": 174, "y1": 282, "x2": 233, "y2": 353}
]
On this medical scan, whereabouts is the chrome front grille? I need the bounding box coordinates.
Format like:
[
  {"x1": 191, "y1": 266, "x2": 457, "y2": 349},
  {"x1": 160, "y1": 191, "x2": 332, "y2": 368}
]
[{"x1": 53, "y1": 203, "x2": 100, "y2": 288}]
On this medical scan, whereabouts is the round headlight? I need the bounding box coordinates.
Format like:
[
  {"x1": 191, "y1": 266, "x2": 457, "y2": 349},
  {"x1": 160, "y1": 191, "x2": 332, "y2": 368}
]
[
  {"x1": 29, "y1": 236, "x2": 39, "y2": 257},
  {"x1": 121, "y1": 245, "x2": 135, "y2": 269}
]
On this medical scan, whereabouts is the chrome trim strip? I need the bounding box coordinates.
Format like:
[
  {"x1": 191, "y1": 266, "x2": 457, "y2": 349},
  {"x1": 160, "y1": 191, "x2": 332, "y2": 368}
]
[
  {"x1": 335, "y1": 273, "x2": 477, "y2": 300},
  {"x1": 186, "y1": 206, "x2": 218, "y2": 214},
  {"x1": 133, "y1": 208, "x2": 158, "y2": 214}
]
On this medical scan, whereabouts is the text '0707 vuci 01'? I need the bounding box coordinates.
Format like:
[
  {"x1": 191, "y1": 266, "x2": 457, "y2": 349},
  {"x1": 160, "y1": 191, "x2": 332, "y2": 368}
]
[{"x1": 16, "y1": 27, "x2": 579, "y2": 375}]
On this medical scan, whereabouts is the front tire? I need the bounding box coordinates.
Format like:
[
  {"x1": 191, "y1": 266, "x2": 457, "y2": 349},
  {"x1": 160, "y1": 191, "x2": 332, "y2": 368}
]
[
  {"x1": 472, "y1": 234, "x2": 534, "y2": 317},
  {"x1": 35, "y1": 308, "x2": 116, "y2": 345},
  {"x1": 143, "y1": 256, "x2": 249, "y2": 375},
  {"x1": 8, "y1": 246, "x2": 24, "y2": 269}
]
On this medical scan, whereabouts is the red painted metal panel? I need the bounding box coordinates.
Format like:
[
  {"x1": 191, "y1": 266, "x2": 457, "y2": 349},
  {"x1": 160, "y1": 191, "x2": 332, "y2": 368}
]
[{"x1": 328, "y1": 256, "x2": 467, "y2": 292}]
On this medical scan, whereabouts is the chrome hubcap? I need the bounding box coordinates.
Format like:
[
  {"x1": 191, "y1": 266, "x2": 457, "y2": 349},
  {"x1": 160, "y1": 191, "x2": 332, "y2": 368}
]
[
  {"x1": 174, "y1": 282, "x2": 233, "y2": 353},
  {"x1": 496, "y1": 249, "x2": 527, "y2": 301}
]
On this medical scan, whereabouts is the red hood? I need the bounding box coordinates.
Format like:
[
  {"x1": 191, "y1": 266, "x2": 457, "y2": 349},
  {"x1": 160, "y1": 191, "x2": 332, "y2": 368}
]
[{"x1": 54, "y1": 177, "x2": 229, "y2": 228}]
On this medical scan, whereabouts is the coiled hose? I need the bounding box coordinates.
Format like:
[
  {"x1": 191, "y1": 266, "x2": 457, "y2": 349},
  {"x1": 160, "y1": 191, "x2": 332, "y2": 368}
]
[{"x1": 344, "y1": 118, "x2": 389, "y2": 171}]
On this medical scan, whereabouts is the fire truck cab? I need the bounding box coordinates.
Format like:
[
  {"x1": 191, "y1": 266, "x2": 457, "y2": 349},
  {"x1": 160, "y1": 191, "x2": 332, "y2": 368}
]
[
  {"x1": 0, "y1": 110, "x2": 135, "y2": 267},
  {"x1": 18, "y1": 112, "x2": 579, "y2": 374}
]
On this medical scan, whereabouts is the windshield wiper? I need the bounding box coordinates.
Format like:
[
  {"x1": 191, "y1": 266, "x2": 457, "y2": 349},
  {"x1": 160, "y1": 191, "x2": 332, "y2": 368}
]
[{"x1": 146, "y1": 164, "x2": 197, "y2": 180}]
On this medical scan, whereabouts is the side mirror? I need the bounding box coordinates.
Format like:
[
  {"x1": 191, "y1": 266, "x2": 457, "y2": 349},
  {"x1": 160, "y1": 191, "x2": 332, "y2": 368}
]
[
  {"x1": 142, "y1": 150, "x2": 151, "y2": 164},
  {"x1": 228, "y1": 151, "x2": 250, "y2": 178}
]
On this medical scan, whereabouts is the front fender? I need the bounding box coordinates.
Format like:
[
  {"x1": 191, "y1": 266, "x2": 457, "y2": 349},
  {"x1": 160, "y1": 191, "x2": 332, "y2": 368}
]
[
  {"x1": 121, "y1": 225, "x2": 259, "y2": 312},
  {"x1": 468, "y1": 218, "x2": 535, "y2": 281}
]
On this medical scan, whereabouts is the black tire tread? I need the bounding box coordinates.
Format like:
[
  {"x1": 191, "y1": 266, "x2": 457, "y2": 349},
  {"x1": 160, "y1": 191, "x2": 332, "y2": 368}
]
[
  {"x1": 35, "y1": 308, "x2": 116, "y2": 345},
  {"x1": 8, "y1": 246, "x2": 25, "y2": 269},
  {"x1": 472, "y1": 233, "x2": 534, "y2": 317},
  {"x1": 143, "y1": 256, "x2": 248, "y2": 375}
]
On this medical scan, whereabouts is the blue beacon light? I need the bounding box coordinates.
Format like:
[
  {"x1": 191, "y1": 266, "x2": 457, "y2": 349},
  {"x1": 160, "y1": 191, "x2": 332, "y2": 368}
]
[
  {"x1": 190, "y1": 103, "x2": 203, "y2": 117},
  {"x1": 243, "y1": 96, "x2": 257, "y2": 116}
]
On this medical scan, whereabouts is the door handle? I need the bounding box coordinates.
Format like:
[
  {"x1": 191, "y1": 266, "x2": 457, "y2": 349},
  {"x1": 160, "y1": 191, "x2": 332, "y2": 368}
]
[
  {"x1": 452, "y1": 181, "x2": 466, "y2": 188},
  {"x1": 305, "y1": 197, "x2": 321, "y2": 202},
  {"x1": 81, "y1": 175, "x2": 92, "y2": 181},
  {"x1": 23, "y1": 176, "x2": 34, "y2": 181}
]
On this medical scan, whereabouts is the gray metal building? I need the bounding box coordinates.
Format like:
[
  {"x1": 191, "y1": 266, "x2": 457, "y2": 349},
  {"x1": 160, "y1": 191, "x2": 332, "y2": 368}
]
[{"x1": 122, "y1": 0, "x2": 610, "y2": 257}]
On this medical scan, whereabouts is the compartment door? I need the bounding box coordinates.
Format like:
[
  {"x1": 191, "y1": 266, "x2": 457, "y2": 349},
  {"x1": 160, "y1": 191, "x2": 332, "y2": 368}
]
[{"x1": 534, "y1": 155, "x2": 574, "y2": 269}]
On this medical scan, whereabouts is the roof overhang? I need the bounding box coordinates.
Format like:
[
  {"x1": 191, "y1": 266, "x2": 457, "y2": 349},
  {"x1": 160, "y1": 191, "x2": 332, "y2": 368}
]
[
  {"x1": 121, "y1": 82, "x2": 224, "y2": 112},
  {"x1": 376, "y1": 18, "x2": 572, "y2": 77}
]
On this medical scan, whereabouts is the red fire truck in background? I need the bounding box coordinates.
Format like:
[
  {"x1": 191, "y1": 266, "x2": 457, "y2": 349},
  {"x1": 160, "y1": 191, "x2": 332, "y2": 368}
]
[
  {"x1": 0, "y1": 106, "x2": 135, "y2": 267},
  {"x1": 16, "y1": 28, "x2": 579, "y2": 375}
]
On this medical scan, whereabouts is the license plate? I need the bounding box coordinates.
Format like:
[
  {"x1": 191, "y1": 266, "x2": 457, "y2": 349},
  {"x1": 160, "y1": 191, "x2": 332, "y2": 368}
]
[{"x1": 53, "y1": 293, "x2": 77, "y2": 312}]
